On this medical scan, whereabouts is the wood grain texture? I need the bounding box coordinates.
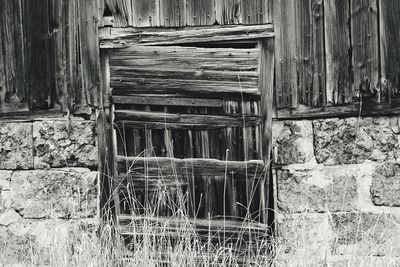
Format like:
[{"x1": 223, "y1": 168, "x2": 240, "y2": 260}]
[
  {"x1": 111, "y1": 95, "x2": 223, "y2": 107},
  {"x1": 159, "y1": 0, "x2": 186, "y2": 27},
  {"x1": 79, "y1": 0, "x2": 101, "y2": 110},
  {"x1": 132, "y1": 0, "x2": 159, "y2": 27},
  {"x1": 23, "y1": 0, "x2": 54, "y2": 111},
  {"x1": 99, "y1": 24, "x2": 274, "y2": 48},
  {"x1": 274, "y1": 0, "x2": 297, "y2": 108},
  {"x1": 0, "y1": 0, "x2": 27, "y2": 113},
  {"x1": 351, "y1": 0, "x2": 379, "y2": 104},
  {"x1": 116, "y1": 156, "x2": 265, "y2": 177},
  {"x1": 324, "y1": 0, "x2": 352, "y2": 105},
  {"x1": 296, "y1": 0, "x2": 325, "y2": 107},
  {"x1": 259, "y1": 38, "x2": 274, "y2": 224},
  {"x1": 104, "y1": 0, "x2": 132, "y2": 27},
  {"x1": 379, "y1": 0, "x2": 400, "y2": 104},
  {"x1": 186, "y1": 0, "x2": 215, "y2": 26},
  {"x1": 241, "y1": 0, "x2": 268, "y2": 24},
  {"x1": 215, "y1": 0, "x2": 242, "y2": 25},
  {"x1": 276, "y1": 97, "x2": 400, "y2": 119},
  {"x1": 110, "y1": 45, "x2": 260, "y2": 100},
  {"x1": 114, "y1": 110, "x2": 261, "y2": 129}
]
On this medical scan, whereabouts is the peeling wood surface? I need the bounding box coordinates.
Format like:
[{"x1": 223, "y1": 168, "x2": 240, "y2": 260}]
[
  {"x1": 324, "y1": 0, "x2": 352, "y2": 105},
  {"x1": 110, "y1": 45, "x2": 260, "y2": 100},
  {"x1": 351, "y1": 0, "x2": 379, "y2": 103},
  {"x1": 114, "y1": 110, "x2": 261, "y2": 129},
  {"x1": 0, "y1": 0, "x2": 102, "y2": 114},
  {"x1": 274, "y1": 0, "x2": 297, "y2": 108},
  {"x1": 379, "y1": 0, "x2": 400, "y2": 104},
  {"x1": 100, "y1": 24, "x2": 274, "y2": 48},
  {"x1": 111, "y1": 95, "x2": 222, "y2": 107},
  {"x1": 116, "y1": 156, "x2": 264, "y2": 177},
  {"x1": 104, "y1": 0, "x2": 273, "y2": 27}
]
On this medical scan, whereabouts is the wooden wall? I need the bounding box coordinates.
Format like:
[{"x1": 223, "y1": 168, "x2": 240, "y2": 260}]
[
  {"x1": 2, "y1": 0, "x2": 400, "y2": 119},
  {"x1": 274, "y1": 0, "x2": 400, "y2": 118},
  {"x1": 0, "y1": 0, "x2": 102, "y2": 115},
  {"x1": 104, "y1": 0, "x2": 273, "y2": 27}
]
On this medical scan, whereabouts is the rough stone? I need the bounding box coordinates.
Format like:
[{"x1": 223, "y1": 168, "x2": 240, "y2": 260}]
[
  {"x1": 276, "y1": 165, "x2": 358, "y2": 213},
  {"x1": 33, "y1": 120, "x2": 97, "y2": 168},
  {"x1": 0, "y1": 123, "x2": 33, "y2": 169},
  {"x1": 331, "y1": 212, "x2": 400, "y2": 257},
  {"x1": 313, "y1": 117, "x2": 400, "y2": 165},
  {"x1": 371, "y1": 162, "x2": 400, "y2": 207},
  {"x1": 0, "y1": 170, "x2": 12, "y2": 191},
  {"x1": 1, "y1": 219, "x2": 98, "y2": 265},
  {"x1": 276, "y1": 212, "x2": 334, "y2": 265},
  {"x1": 272, "y1": 120, "x2": 314, "y2": 164},
  {"x1": 9, "y1": 169, "x2": 98, "y2": 219},
  {"x1": 0, "y1": 209, "x2": 21, "y2": 226}
]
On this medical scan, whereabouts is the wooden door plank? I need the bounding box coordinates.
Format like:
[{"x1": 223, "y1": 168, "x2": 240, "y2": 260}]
[
  {"x1": 379, "y1": 0, "x2": 400, "y2": 104},
  {"x1": 324, "y1": 0, "x2": 352, "y2": 105},
  {"x1": 114, "y1": 110, "x2": 261, "y2": 129},
  {"x1": 111, "y1": 95, "x2": 223, "y2": 107},
  {"x1": 258, "y1": 38, "x2": 274, "y2": 224},
  {"x1": 351, "y1": 0, "x2": 379, "y2": 104},
  {"x1": 116, "y1": 156, "x2": 265, "y2": 177},
  {"x1": 99, "y1": 25, "x2": 274, "y2": 48}
]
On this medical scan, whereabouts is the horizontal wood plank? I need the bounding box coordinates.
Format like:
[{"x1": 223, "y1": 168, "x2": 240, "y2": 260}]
[
  {"x1": 100, "y1": 24, "x2": 274, "y2": 48},
  {"x1": 276, "y1": 98, "x2": 400, "y2": 119},
  {"x1": 112, "y1": 87, "x2": 260, "y2": 101},
  {"x1": 115, "y1": 156, "x2": 265, "y2": 177},
  {"x1": 114, "y1": 110, "x2": 261, "y2": 129},
  {"x1": 119, "y1": 215, "x2": 268, "y2": 232},
  {"x1": 111, "y1": 95, "x2": 223, "y2": 107}
]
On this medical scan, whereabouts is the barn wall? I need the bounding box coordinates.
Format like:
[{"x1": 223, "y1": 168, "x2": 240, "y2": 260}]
[
  {"x1": 272, "y1": 116, "x2": 400, "y2": 265},
  {"x1": 0, "y1": 119, "x2": 99, "y2": 263}
]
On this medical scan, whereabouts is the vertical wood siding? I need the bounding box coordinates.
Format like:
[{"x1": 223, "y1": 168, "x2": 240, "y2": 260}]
[
  {"x1": 0, "y1": 0, "x2": 102, "y2": 114},
  {"x1": 104, "y1": 0, "x2": 273, "y2": 27},
  {"x1": 273, "y1": 0, "x2": 400, "y2": 117}
]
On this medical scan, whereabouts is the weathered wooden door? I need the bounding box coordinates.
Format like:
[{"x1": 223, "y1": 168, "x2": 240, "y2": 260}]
[{"x1": 100, "y1": 26, "x2": 274, "y2": 248}]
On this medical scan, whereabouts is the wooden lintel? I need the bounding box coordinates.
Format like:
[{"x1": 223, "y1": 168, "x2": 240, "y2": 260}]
[
  {"x1": 115, "y1": 156, "x2": 265, "y2": 177},
  {"x1": 100, "y1": 24, "x2": 274, "y2": 48},
  {"x1": 114, "y1": 110, "x2": 261, "y2": 129}
]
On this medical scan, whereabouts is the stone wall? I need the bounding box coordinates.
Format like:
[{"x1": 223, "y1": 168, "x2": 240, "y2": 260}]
[
  {"x1": 273, "y1": 117, "x2": 400, "y2": 266},
  {"x1": 0, "y1": 119, "x2": 99, "y2": 264}
]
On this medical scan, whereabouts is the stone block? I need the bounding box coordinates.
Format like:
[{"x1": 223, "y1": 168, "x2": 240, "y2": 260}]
[
  {"x1": 272, "y1": 120, "x2": 314, "y2": 164},
  {"x1": 33, "y1": 120, "x2": 97, "y2": 168},
  {"x1": 313, "y1": 117, "x2": 400, "y2": 165},
  {"x1": 331, "y1": 212, "x2": 400, "y2": 257},
  {"x1": 276, "y1": 165, "x2": 358, "y2": 213},
  {"x1": 9, "y1": 169, "x2": 98, "y2": 219},
  {"x1": 276, "y1": 212, "x2": 334, "y2": 266},
  {"x1": 0, "y1": 209, "x2": 22, "y2": 226},
  {"x1": 0, "y1": 170, "x2": 12, "y2": 191},
  {"x1": 1, "y1": 219, "x2": 98, "y2": 265},
  {"x1": 371, "y1": 162, "x2": 400, "y2": 207},
  {"x1": 0, "y1": 123, "x2": 33, "y2": 169}
]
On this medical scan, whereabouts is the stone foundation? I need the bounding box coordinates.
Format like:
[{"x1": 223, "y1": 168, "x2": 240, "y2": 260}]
[
  {"x1": 0, "y1": 119, "x2": 99, "y2": 265},
  {"x1": 273, "y1": 116, "x2": 400, "y2": 266}
]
